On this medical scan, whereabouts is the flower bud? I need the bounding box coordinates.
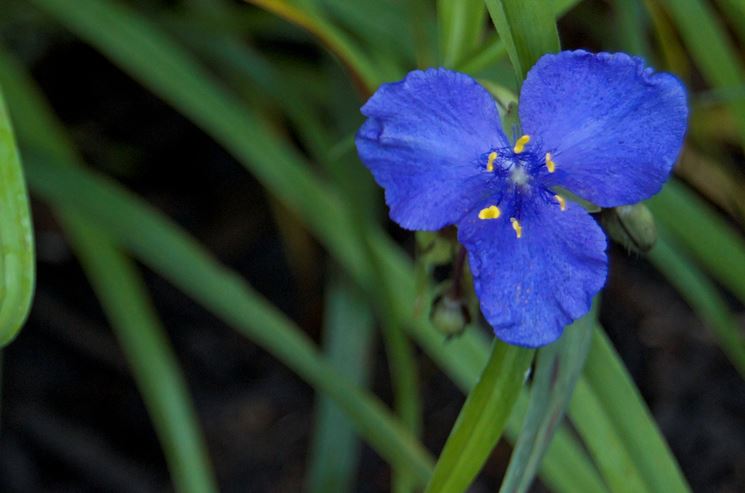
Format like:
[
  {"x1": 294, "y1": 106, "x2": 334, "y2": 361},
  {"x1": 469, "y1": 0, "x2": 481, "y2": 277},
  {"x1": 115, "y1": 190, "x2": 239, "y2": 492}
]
[
  {"x1": 601, "y1": 203, "x2": 657, "y2": 253},
  {"x1": 430, "y1": 294, "x2": 470, "y2": 339}
]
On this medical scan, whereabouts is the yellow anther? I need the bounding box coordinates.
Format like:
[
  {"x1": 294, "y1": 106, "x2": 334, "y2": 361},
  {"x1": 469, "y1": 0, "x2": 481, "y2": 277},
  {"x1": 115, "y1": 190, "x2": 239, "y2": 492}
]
[
  {"x1": 555, "y1": 194, "x2": 567, "y2": 211},
  {"x1": 478, "y1": 205, "x2": 501, "y2": 220},
  {"x1": 486, "y1": 151, "x2": 498, "y2": 172},
  {"x1": 513, "y1": 135, "x2": 530, "y2": 154},
  {"x1": 510, "y1": 217, "x2": 523, "y2": 238},
  {"x1": 545, "y1": 152, "x2": 556, "y2": 173}
]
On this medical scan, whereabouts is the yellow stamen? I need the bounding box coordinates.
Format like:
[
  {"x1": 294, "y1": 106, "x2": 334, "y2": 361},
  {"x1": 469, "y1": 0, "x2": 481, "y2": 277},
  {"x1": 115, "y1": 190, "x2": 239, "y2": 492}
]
[
  {"x1": 545, "y1": 152, "x2": 556, "y2": 173},
  {"x1": 555, "y1": 194, "x2": 567, "y2": 211},
  {"x1": 478, "y1": 205, "x2": 501, "y2": 220},
  {"x1": 510, "y1": 217, "x2": 523, "y2": 238},
  {"x1": 513, "y1": 134, "x2": 530, "y2": 154},
  {"x1": 486, "y1": 151, "x2": 498, "y2": 172}
]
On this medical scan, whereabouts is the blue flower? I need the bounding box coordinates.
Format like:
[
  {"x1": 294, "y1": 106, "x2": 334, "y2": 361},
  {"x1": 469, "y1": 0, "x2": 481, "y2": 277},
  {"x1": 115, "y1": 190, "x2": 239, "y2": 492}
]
[{"x1": 355, "y1": 50, "x2": 688, "y2": 347}]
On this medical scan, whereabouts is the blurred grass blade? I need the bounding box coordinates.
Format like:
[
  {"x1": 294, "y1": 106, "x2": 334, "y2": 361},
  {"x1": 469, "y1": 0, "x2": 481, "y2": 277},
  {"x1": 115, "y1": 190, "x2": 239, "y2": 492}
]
[
  {"x1": 715, "y1": 0, "x2": 745, "y2": 44},
  {"x1": 649, "y1": 232, "x2": 745, "y2": 379},
  {"x1": 29, "y1": 0, "x2": 374, "y2": 287},
  {"x1": 243, "y1": 0, "x2": 382, "y2": 92},
  {"x1": 455, "y1": 0, "x2": 582, "y2": 74},
  {"x1": 649, "y1": 180, "x2": 745, "y2": 305},
  {"x1": 511, "y1": 420, "x2": 609, "y2": 493},
  {"x1": 499, "y1": 302, "x2": 597, "y2": 493},
  {"x1": 437, "y1": 0, "x2": 486, "y2": 67},
  {"x1": 577, "y1": 328, "x2": 691, "y2": 493},
  {"x1": 569, "y1": 377, "x2": 649, "y2": 493},
  {"x1": 484, "y1": 0, "x2": 560, "y2": 82},
  {"x1": 614, "y1": 0, "x2": 650, "y2": 58},
  {"x1": 0, "y1": 44, "x2": 219, "y2": 493},
  {"x1": 424, "y1": 343, "x2": 532, "y2": 493},
  {"x1": 0, "y1": 43, "x2": 434, "y2": 486},
  {"x1": 66, "y1": 220, "x2": 218, "y2": 493},
  {"x1": 655, "y1": 0, "x2": 745, "y2": 149},
  {"x1": 307, "y1": 276, "x2": 375, "y2": 493},
  {"x1": 23, "y1": 155, "x2": 436, "y2": 485},
  {"x1": 0, "y1": 84, "x2": 34, "y2": 347}
]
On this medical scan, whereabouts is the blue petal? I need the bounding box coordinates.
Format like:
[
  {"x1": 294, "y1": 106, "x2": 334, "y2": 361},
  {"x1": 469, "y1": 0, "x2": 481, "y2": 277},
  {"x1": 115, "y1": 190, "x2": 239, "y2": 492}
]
[
  {"x1": 356, "y1": 68, "x2": 509, "y2": 230},
  {"x1": 519, "y1": 50, "x2": 688, "y2": 207},
  {"x1": 458, "y1": 198, "x2": 607, "y2": 347}
]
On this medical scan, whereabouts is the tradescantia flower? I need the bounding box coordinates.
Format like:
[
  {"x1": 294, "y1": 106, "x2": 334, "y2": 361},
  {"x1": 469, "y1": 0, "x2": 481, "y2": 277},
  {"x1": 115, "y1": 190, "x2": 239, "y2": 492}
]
[{"x1": 355, "y1": 50, "x2": 688, "y2": 347}]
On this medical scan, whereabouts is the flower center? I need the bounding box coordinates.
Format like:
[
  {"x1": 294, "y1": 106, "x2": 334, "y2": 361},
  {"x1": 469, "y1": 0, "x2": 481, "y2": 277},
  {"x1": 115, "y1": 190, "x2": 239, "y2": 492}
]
[
  {"x1": 510, "y1": 165, "x2": 530, "y2": 186},
  {"x1": 477, "y1": 134, "x2": 566, "y2": 238}
]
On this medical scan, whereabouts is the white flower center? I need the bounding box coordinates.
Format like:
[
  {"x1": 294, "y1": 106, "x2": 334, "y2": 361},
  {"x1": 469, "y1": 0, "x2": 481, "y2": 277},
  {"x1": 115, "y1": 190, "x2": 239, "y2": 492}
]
[{"x1": 510, "y1": 165, "x2": 530, "y2": 186}]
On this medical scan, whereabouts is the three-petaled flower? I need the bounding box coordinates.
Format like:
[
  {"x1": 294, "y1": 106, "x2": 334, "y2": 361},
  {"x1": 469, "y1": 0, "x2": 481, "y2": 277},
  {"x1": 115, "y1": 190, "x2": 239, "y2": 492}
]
[{"x1": 355, "y1": 50, "x2": 688, "y2": 347}]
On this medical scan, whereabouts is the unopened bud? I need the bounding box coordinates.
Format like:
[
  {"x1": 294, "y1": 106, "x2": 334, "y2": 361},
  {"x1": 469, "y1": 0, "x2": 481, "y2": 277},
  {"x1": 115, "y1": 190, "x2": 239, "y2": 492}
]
[
  {"x1": 601, "y1": 203, "x2": 657, "y2": 253},
  {"x1": 430, "y1": 294, "x2": 470, "y2": 339}
]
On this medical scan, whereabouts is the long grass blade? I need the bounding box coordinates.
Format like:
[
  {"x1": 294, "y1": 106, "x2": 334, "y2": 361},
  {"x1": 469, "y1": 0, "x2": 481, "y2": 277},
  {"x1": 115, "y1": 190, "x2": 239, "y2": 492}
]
[
  {"x1": 577, "y1": 328, "x2": 691, "y2": 493},
  {"x1": 649, "y1": 180, "x2": 745, "y2": 306},
  {"x1": 0, "y1": 84, "x2": 34, "y2": 347},
  {"x1": 655, "y1": 0, "x2": 745, "y2": 149},
  {"x1": 438, "y1": 0, "x2": 486, "y2": 67},
  {"x1": 424, "y1": 343, "x2": 533, "y2": 493},
  {"x1": 307, "y1": 276, "x2": 375, "y2": 493},
  {"x1": 24, "y1": 154, "x2": 436, "y2": 484},
  {"x1": 649, "y1": 232, "x2": 745, "y2": 379},
  {"x1": 0, "y1": 43, "x2": 220, "y2": 493},
  {"x1": 66, "y1": 220, "x2": 219, "y2": 493},
  {"x1": 499, "y1": 302, "x2": 597, "y2": 493},
  {"x1": 483, "y1": 0, "x2": 560, "y2": 82}
]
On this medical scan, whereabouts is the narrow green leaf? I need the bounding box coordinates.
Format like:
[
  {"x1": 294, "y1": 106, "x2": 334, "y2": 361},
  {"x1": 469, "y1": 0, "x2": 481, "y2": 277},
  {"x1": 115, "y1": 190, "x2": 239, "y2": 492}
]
[
  {"x1": 66, "y1": 220, "x2": 218, "y2": 493},
  {"x1": 0, "y1": 84, "x2": 34, "y2": 347},
  {"x1": 455, "y1": 0, "x2": 582, "y2": 75},
  {"x1": 499, "y1": 302, "x2": 597, "y2": 493},
  {"x1": 438, "y1": 0, "x2": 487, "y2": 67},
  {"x1": 614, "y1": 0, "x2": 650, "y2": 58},
  {"x1": 243, "y1": 0, "x2": 384, "y2": 91},
  {"x1": 0, "y1": 44, "x2": 434, "y2": 487},
  {"x1": 715, "y1": 0, "x2": 745, "y2": 45},
  {"x1": 656, "y1": 0, "x2": 745, "y2": 148},
  {"x1": 648, "y1": 180, "x2": 745, "y2": 305},
  {"x1": 307, "y1": 277, "x2": 375, "y2": 493},
  {"x1": 569, "y1": 378, "x2": 650, "y2": 493},
  {"x1": 0, "y1": 44, "x2": 219, "y2": 493},
  {"x1": 577, "y1": 328, "x2": 691, "y2": 493},
  {"x1": 24, "y1": 155, "x2": 436, "y2": 485},
  {"x1": 649, "y1": 232, "x2": 745, "y2": 379},
  {"x1": 484, "y1": 0, "x2": 560, "y2": 82},
  {"x1": 425, "y1": 342, "x2": 533, "y2": 493}
]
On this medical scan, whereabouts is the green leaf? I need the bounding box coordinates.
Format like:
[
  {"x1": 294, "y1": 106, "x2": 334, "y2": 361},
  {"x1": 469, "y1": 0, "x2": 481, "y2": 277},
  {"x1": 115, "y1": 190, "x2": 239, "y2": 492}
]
[
  {"x1": 0, "y1": 40, "x2": 434, "y2": 487},
  {"x1": 0, "y1": 83, "x2": 34, "y2": 347},
  {"x1": 23, "y1": 155, "x2": 436, "y2": 485},
  {"x1": 307, "y1": 276, "x2": 376, "y2": 493},
  {"x1": 438, "y1": 0, "x2": 487, "y2": 67},
  {"x1": 499, "y1": 301, "x2": 597, "y2": 493},
  {"x1": 649, "y1": 232, "x2": 745, "y2": 379},
  {"x1": 656, "y1": 0, "x2": 745, "y2": 149},
  {"x1": 424, "y1": 342, "x2": 533, "y2": 493},
  {"x1": 576, "y1": 328, "x2": 691, "y2": 493},
  {"x1": 455, "y1": 0, "x2": 582, "y2": 75},
  {"x1": 649, "y1": 180, "x2": 745, "y2": 306},
  {"x1": 569, "y1": 378, "x2": 650, "y2": 493},
  {"x1": 715, "y1": 0, "x2": 745, "y2": 45},
  {"x1": 484, "y1": 0, "x2": 560, "y2": 82},
  {"x1": 0, "y1": 44, "x2": 219, "y2": 493},
  {"x1": 65, "y1": 219, "x2": 218, "y2": 493}
]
